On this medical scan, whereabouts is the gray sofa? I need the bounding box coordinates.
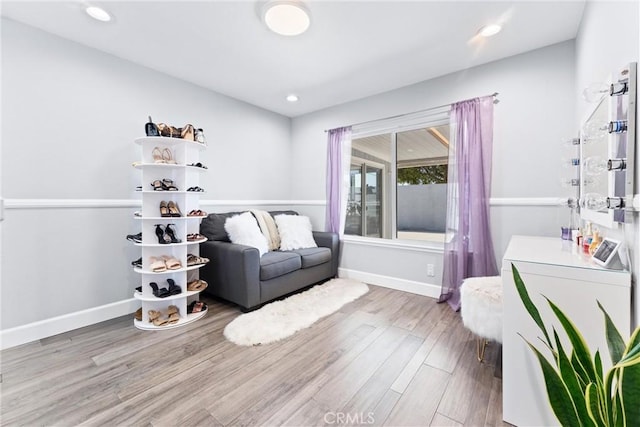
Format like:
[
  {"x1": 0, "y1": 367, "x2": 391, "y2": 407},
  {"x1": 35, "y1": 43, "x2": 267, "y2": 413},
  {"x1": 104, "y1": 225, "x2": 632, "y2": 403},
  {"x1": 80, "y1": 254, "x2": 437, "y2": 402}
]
[{"x1": 199, "y1": 211, "x2": 340, "y2": 311}]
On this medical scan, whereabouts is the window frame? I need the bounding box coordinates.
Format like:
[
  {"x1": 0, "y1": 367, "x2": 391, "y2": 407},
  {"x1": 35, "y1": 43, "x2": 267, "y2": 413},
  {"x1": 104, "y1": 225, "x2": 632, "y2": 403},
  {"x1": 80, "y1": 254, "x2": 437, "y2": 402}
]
[{"x1": 347, "y1": 109, "x2": 451, "y2": 244}]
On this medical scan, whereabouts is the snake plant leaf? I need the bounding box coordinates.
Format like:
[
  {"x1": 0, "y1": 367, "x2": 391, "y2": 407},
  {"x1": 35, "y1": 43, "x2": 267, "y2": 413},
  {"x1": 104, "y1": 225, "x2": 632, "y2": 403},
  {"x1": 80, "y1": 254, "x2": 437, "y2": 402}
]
[
  {"x1": 598, "y1": 301, "x2": 625, "y2": 365},
  {"x1": 511, "y1": 263, "x2": 552, "y2": 348},
  {"x1": 613, "y1": 388, "x2": 624, "y2": 427},
  {"x1": 595, "y1": 350, "x2": 603, "y2": 383},
  {"x1": 619, "y1": 328, "x2": 640, "y2": 426},
  {"x1": 593, "y1": 350, "x2": 609, "y2": 425},
  {"x1": 572, "y1": 350, "x2": 590, "y2": 388},
  {"x1": 544, "y1": 296, "x2": 596, "y2": 381},
  {"x1": 617, "y1": 328, "x2": 640, "y2": 365},
  {"x1": 554, "y1": 329, "x2": 594, "y2": 426},
  {"x1": 605, "y1": 369, "x2": 621, "y2": 427},
  {"x1": 585, "y1": 383, "x2": 607, "y2": 427},
  {"x1": 524, "y1": 340, "x2": 581, "y2": 426},
  {"x1": 619, "y1": 364, "x2": 640, "y2": 427}
]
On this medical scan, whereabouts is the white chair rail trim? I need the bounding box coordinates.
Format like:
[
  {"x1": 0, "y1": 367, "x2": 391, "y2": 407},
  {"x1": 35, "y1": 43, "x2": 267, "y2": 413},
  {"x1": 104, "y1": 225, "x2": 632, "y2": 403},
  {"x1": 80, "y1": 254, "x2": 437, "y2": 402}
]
[
  {"x1": 3, "y1": 197, "x2": 564, "y2": 210},
  {"x1": 2, "y1": 199, "x2": 328, "y2": 209}
]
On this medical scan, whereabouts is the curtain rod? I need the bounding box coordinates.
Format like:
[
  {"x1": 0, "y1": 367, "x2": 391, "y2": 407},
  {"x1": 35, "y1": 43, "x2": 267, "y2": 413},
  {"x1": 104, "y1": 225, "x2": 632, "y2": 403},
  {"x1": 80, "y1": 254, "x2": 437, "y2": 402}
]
[{"x1": 324, "y1": 92, "x2": 499, "y2": 133}]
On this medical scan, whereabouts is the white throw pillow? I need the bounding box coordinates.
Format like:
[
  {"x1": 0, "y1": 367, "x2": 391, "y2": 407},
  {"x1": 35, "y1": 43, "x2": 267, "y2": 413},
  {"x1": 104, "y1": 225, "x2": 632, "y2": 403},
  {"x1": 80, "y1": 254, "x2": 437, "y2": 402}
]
[
  {"x1": 275, "y1": 214, "x2": 318, "y2": 251},
  {"x1": 225, "y1": 212, "x2": 269, "y2": 257}
]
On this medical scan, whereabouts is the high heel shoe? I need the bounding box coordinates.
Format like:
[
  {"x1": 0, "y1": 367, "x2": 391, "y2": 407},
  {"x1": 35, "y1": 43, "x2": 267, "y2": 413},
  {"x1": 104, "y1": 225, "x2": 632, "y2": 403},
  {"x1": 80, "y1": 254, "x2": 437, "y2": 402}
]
[
  {"x1": 149, "y1": 256, "x2": 167, "y2": 272},
  {"x1": 167, "y1": 278, "x2": 182, "y2": 295},
  {"x1": 160, "y1": 201, "x2": 171, "y2": 217},
  {"x1": 155, "y1": 224, "x2": 171, "y2": 244},
  {"x1": 166, "y1": 305, "x2": 180, "y2": 324},
  {"x1": 158, "y1": 123, "x2": 180, "y2": 138},
  {"x1": 162, "y1": 148, "x2": 177, "y2": 164},
  {"x1": 167, "y1": 201, "x2": 182, "y2": 217},
  {"x1": 162, "y1": 179, "x2": 178, "y2": 191},
  {"x1": 165, "y1": 224, "x2": 182, "y2": 243},
  {"x1": 149, "y1": 282, "x2": 170, "y2": 298},
  {"x1": 152, "y1": 147, "x2": 164, "y2": 164},
  {"x1": 151, "y1": 179, "x2": 178, "y2": 191},
  {"x1": 181, "y1": 124, "x2": 195, "y2": 141},
  {"x1": 151, "y1": 180, "x2": 164, "y2": 191}
]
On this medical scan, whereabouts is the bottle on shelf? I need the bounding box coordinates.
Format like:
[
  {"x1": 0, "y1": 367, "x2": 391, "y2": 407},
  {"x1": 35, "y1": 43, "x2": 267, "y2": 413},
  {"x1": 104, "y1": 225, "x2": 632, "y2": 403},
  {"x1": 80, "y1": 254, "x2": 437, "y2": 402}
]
[
  {"x1": 582, "y1": 221, "x2": 593, "y2": 254},
  {"x1": 589, "y1": 229, "x2": 602, "y2": 255}
]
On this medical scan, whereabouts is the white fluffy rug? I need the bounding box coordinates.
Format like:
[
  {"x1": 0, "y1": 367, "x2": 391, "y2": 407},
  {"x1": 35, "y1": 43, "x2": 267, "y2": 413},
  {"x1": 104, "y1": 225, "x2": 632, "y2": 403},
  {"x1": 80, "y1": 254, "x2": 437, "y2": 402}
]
[{"x1": 223, "y1": 278, "x2": 369, "y2": 346}]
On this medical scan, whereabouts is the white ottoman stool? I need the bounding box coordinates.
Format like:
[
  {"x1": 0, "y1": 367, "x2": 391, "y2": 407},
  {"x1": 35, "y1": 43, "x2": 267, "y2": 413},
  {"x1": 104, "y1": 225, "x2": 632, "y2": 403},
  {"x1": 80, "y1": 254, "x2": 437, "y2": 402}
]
[{"x1": 460, "y1": 276, "x2": 503, "y2": 362}]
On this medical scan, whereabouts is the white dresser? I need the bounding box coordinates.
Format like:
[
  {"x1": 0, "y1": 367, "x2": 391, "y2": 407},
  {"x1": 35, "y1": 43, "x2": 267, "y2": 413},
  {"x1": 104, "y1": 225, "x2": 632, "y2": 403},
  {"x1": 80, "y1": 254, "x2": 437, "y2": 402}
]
[{"x1": 501, "y1": 235, "x2": 631, "y2": 426}]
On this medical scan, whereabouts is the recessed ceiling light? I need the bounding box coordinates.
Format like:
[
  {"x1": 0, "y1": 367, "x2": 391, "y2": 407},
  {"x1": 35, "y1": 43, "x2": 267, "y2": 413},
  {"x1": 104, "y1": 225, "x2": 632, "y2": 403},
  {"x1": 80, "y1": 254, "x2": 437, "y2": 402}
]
[
  {"x1": 263, "y1": 1, "x2": 310, "y2": 36},
  {"x1": 478, "y1": 24, "x2": 502, "y2": 37},
  {"x1": 86, "y1": 5, "x2": 112, "y2": 22},
  {"x1": 286, "y1": 94, "x2": 299, "y2": 102}
]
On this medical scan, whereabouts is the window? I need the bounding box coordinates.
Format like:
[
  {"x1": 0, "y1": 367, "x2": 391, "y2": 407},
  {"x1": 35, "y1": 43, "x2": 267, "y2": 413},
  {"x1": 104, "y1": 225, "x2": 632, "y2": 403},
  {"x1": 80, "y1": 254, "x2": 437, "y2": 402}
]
[{"x1": 345, "y1": 113, "x2": 450, "y2": 242}]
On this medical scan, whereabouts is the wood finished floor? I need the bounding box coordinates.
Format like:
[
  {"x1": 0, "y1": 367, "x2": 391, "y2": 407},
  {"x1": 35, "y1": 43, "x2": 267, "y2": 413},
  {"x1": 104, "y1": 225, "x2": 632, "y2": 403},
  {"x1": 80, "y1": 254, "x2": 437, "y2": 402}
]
[{"x1": 1, "y1": 285, "x2": 508, "y2": 427}]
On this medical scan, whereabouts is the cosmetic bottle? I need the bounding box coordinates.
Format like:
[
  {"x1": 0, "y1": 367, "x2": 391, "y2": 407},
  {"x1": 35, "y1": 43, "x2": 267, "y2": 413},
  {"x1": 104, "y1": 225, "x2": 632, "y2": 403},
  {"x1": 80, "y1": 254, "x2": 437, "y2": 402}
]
[
  {"x1": 589, "y1": 230, "x2": 602, "y2": 255},
  {"x1": 583, "y1": 222, "x2": 593, "y2": 254}
]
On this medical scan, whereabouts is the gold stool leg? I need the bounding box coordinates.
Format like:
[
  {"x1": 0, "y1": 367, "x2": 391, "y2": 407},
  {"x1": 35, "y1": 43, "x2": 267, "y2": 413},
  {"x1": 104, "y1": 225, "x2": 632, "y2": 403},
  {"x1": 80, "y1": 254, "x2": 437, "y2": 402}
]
[{"x1": 476, "y1": 338, "x2": 489, "y2": 362}]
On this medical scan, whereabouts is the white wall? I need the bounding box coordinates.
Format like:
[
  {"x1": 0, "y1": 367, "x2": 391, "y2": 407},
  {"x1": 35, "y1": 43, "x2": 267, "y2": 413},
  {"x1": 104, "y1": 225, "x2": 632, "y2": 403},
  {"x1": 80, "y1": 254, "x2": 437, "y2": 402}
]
[
  {"x1": 575, "y1": 0, "x2": 639, "y2": 327},
  {"x1": 291, "y1": 41, "x2": 577, "y2": 296},
  {"x1": 0, "y1": 19, "x2": 291, "y2": 342}
]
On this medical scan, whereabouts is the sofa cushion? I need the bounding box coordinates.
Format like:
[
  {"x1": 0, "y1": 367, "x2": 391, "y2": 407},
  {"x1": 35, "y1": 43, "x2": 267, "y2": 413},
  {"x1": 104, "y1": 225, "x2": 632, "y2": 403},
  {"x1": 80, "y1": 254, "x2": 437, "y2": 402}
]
[
  {"x1": 200, "y1": 211, "x2": 244, "y2": 242},
  {"x1": 201, "y1": 211, "x2": 298, "y2": 243},
  {"x1": 292, "y1": 247, "x2": 332, "y2": 269},
  {"x1": 275, "y1": 214, "x2": 318, "y2": 251},
  {"x1": 260, "y1": 251, "x2": 302, "y2": 281},
  {"x1": 225, "y1": 212, "x2": 269, "y2": 257},
  {"x1": 268, "y1": 210, "x2": 299, "y2": 218}
]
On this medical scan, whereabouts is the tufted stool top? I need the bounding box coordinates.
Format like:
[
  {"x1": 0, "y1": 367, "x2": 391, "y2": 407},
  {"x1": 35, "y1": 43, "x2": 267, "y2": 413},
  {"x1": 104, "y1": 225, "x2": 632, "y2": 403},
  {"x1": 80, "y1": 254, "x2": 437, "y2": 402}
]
[{"x1": 460, "y1": 276, "x2": 503, "y2": 343}]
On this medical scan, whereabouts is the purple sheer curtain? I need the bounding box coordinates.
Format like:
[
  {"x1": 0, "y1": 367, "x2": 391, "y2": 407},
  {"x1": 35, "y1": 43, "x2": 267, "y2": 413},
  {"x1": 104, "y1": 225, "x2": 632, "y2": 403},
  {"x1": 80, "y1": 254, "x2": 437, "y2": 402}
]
[
  {"x1": 325, "y1": 127, "x2": 352, "y2": 234},
  {"x1": 440, "y1": 96, "x2": 498, "y2": 311}
]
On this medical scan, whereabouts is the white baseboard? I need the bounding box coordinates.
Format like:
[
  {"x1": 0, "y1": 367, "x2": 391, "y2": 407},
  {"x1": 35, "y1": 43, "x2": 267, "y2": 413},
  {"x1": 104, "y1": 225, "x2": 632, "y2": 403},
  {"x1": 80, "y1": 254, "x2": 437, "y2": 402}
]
[
  {"x1": 338, "y1": 268, "x2": 441, "y2": 299},
  {"x1": 0, "y1": 298, "x2": 139, "y2": 350}
]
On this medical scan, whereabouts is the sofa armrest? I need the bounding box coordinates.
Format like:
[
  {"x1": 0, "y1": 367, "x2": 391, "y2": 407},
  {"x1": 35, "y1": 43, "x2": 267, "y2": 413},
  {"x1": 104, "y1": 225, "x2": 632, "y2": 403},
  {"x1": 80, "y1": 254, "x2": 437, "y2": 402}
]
[
  {"x1": 313, "y1": 231, "x2": 340, "y2": 277},
  {"x1": 199, "y1": 240, "x2": 261, "y2": 310}
]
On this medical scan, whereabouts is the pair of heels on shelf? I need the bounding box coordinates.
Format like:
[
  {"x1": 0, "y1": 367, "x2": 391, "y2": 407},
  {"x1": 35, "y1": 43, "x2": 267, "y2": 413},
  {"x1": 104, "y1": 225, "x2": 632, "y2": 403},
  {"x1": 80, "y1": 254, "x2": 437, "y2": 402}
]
[
  {"x1": 186, "y1": 186, "x2": 204, "y2": 192},
  {"x1": 146, "y1": 117, "x2": 204, "y2": 143},
  {"x1": 149, "y1": 255, "x2": 182, "y2": 272},
  {"x1": 148, "y1": 305, "x2": 180, "y2": 326},
  {"x1": 187, "y1": 162, "x2": 207, "y2": 169},
  {"x1": 187, "y1": 254, "x2": 210, "y2": 266},
  {"x1": 187, "y1": 209, "x2": 207, "y2": 217},
  {"x1": 187, "y1": 279, "x2": 208, "y2": 292},
  {"x1": 188, "y1": 301, "x2": 207, "y2": 314},
  {"x1": 151, "y1": 179, "x2": 178, "y2": 191},
  {"x1": 149, "y1": 279, "x2": 181, "y2": 298},
  {"x1": 160, "y1": 201, "x2": 181, "y2": 217},
  {"x1": 186, "y1": 233, "x2": 206, "y2": 242},
  {"x1": 152, "y1": 147, "x2": 177, "y2": 164},
  {"x1": 156, "y1": 224, "x2": 181, "y2": 244},
  {"x1": 158, "y1": 123, "x2": 195, "y2": 141},
  {"x1": 126, "y1": 232, "x2": 142, "y2": 243}
]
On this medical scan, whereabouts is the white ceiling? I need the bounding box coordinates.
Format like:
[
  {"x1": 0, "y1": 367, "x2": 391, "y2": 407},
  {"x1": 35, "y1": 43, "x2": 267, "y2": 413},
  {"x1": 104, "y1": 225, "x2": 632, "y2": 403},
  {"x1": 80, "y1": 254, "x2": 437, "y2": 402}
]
[{"x1": 1, "y1": 0, "x2": 586, "y2": 117}]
